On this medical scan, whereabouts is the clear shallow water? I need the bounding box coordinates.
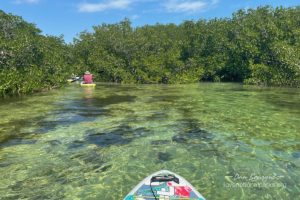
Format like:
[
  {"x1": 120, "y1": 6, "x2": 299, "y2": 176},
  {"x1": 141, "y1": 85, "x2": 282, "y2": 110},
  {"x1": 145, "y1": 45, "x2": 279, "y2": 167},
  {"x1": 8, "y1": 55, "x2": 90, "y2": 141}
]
[{"x1": 0, "y1": 83, "x2": 299, "y2": 200}]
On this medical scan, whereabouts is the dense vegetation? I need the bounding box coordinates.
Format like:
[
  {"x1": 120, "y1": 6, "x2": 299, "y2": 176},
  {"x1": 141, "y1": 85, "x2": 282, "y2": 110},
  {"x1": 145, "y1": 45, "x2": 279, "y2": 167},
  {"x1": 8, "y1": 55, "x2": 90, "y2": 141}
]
[
  {"x1": 0, "y1": 10, "x2": 72, "y2": 96},
  {"x1": 73, "y1": 6, "x2": 300, "y2": 85},
  {"x1": 1, "y1": 6, "x2": 300, "y2": 96}
]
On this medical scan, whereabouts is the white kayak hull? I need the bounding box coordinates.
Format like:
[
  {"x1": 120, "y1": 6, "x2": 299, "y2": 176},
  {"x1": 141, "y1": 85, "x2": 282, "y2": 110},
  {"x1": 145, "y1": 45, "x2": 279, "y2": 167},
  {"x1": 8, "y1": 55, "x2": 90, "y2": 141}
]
[{"x1": 124, "y1": 170, "x2": 205, "y2": 200}]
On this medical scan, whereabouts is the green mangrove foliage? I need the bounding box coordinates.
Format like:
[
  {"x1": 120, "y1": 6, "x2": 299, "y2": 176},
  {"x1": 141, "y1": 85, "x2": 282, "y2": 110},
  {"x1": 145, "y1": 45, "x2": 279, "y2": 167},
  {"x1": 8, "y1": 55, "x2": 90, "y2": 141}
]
[
  {"x1": 73, "y1": 6, "x2": 300, "y2": 86},
  {"x1": 0, "y1": 10, "x2": 72, "y2": 96},
  {"x1": 0, "y1": 6, "x2": 300, "y2": 96}
]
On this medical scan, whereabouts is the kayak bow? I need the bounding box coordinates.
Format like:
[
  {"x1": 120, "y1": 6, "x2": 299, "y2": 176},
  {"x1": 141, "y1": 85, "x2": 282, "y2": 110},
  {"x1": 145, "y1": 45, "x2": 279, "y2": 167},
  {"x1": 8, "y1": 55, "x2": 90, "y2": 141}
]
[{"x1": 124, "y1": 170, "x2": 205, "y2": 200}]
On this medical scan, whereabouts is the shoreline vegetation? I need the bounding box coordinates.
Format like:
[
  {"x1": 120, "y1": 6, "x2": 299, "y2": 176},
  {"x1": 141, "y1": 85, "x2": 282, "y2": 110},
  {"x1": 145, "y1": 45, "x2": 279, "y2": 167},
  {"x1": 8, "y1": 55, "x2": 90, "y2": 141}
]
[{"x1": 0, "y1": 6, "x2": 299, "y2": 96}]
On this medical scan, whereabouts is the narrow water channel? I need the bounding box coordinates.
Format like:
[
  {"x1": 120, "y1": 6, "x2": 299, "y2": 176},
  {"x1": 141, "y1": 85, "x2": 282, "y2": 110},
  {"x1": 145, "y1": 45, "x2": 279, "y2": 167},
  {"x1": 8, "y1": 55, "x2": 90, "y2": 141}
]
[{"x1": 0, "y1": 83, "x2": 299, "y2": 199}]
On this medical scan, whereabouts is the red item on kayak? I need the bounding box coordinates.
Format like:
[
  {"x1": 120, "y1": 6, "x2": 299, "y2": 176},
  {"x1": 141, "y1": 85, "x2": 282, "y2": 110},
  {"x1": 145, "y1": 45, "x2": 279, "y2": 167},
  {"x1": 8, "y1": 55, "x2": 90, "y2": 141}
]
[
  {"x1": 175, "y1": 186, "x2": 192, "y2": 197},
  {"x1": 83, "y1": 74, "x2": 93, "y2": 84}
]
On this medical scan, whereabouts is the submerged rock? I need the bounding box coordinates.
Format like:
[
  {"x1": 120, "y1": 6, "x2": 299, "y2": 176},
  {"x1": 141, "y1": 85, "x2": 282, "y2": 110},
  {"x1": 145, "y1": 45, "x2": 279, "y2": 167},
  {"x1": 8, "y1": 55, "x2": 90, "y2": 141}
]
[
  {"x1": 47, "y1": 140, "x2": 62, "y2": 146},
  {"x1": 68, "y1": 140, "x2": 85, "y2": 149},
  {"x1": 157, "y1": 152, "x2": 173, "y2": 162},
  {"x1": 285, "y1": 161, "x2": 297, "y2": 170},
  {"x1": 172, "y1": 118, "x2": 214, "y2": 145},
  {"x1": 86, "y1": 132, "x2": 131, "y2": 147},
  {"x1": 151, "y1": 140, "x2": 171, "y2": 146},
  {"x1": 172, "y1": 128, "x2": 214, "y2": 144},
  {"x1": 172, "y1": 135, "x2": 188, "y2": 143},
  {"x1": 292, "y1": 151, "x2": 300, "y2": 159}
]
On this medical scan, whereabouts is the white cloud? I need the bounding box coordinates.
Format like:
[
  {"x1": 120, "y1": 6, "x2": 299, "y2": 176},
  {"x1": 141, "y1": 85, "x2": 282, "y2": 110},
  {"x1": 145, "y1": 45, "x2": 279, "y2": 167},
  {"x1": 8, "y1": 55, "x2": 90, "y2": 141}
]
[
  {"x1": 164, "y1": 0, "x2": 219, "y2": 13},
  {"x1": 78, "y1": 0, "x2": 134, "y2": 13},
  {"x1": 129, "y1": 14, "x2": 139, "y2": 20},
  {"x1": 211, "y1": 0, "x2": 219, "y2": 6},
  {"x1": 13, "y1": 0, "x2": 40, "y2": 4},
  {"x1": 165, "y1": 1, "x2": 207, "y2": 13},
  {"x1": 77, "y1": 0, "x2": 220, "y2": 14}
]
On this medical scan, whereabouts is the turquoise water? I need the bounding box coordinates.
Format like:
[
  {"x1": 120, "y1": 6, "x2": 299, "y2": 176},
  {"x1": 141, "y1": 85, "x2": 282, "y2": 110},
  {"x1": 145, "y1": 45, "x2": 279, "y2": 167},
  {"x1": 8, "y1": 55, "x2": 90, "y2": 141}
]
[{"x1": 0, "y1": 83, "x2": 299, "y2": 199}]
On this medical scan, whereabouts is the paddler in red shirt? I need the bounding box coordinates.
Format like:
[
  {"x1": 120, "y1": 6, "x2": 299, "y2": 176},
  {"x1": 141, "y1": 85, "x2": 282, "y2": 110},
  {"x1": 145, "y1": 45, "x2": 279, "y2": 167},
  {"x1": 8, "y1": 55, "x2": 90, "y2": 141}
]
[{"x1": 83, "y1": 71, "x2": 93, "y2": 84}]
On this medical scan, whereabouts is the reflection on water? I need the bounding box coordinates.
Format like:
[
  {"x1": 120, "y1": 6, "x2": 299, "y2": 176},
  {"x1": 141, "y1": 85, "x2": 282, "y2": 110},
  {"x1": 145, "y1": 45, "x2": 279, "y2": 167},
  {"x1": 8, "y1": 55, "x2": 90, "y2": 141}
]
[{"x1": 0, "y1": 83, "x2": 299, "y2": 200}]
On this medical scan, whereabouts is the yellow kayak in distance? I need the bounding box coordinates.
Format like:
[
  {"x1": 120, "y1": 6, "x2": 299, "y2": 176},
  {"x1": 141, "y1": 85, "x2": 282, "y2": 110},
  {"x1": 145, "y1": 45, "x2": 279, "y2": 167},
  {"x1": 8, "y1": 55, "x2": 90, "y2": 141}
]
[{"x1": 80, "y1": 82, "x2": 96, "y2": 87}]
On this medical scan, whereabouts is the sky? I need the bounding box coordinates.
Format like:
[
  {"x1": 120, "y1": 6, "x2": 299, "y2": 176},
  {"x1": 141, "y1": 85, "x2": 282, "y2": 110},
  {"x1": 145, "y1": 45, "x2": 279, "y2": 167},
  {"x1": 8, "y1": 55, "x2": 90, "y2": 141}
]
[{"x1": 1, "y1": 0, "x2": 299, "y2": 43}]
